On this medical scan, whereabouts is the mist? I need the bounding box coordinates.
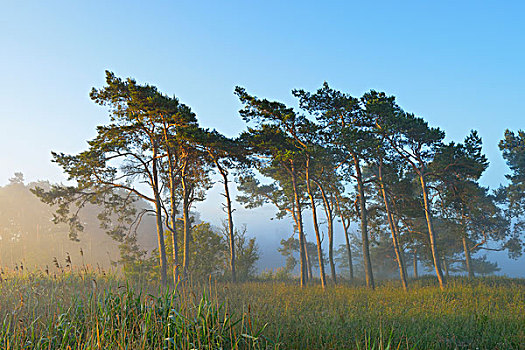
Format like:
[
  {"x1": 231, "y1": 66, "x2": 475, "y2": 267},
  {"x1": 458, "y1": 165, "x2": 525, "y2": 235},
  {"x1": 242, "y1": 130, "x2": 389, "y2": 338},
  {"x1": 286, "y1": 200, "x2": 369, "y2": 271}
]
[
  {"x1": 0, "y1": 174, "x2": 157, "y2": 274},
  {"x1": 2, "y1": 171, "x2": 523, "y2": 280}
]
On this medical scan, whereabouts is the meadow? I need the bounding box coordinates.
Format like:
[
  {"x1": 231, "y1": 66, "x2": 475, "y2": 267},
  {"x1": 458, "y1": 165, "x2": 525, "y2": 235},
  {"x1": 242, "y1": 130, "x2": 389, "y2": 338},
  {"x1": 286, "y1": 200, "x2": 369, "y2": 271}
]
[{"x1": 0, "y1": 271, "x2": 523, "y2": 349}]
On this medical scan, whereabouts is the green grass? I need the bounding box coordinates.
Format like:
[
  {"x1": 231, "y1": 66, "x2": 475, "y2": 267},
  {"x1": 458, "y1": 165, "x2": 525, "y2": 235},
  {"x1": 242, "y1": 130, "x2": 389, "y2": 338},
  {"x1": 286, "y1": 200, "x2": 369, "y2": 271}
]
[
  {"x1": 0, "y1": 272, "x2": 523, "y2": 349},
  {"x1": 0, "y1": 273, "x2": 267, "y2": 349},
  {"x1": 217, "y1": 277, "x2": 525, "y2": 349}
]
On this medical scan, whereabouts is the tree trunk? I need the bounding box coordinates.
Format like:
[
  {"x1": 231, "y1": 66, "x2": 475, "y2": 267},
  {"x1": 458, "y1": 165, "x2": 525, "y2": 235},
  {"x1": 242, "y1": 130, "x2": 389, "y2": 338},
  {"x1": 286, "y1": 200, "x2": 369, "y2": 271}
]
[
  {"x1": 398, "y1": 220, "x2": 410, "y2": 279},
  {"x1": 327, "y1": 214, "x2": 336, "y2": 284},
  {"x1": 420, "y1": 173, "x2": 445, "y2": 290},
  {"x1": 343, "y1": 223, "x2": 354, "y2": 280},
  {"x1": 182, "y1": 198, "x2": 190, "y2": 279},
  {"x1": 378, "y1": 159, "x2": 408, "y2": 291},
  {"x1": 353, "y1": 154, "x2": 374, "y2": 289},
  {"x1": 442, "y1": 256, "x2": 450, "y2": 277},
  {"x1": 413, "y1": 248, "x2": 418, "y2": 279},
  {"x1": 181, "y1": 165, "x2": 192, "y2": 279},
  {"x1": 291, "y1": 162, "x2": 307, "y2": 287},
  {"x1": 165, "y1": 144, "x2": 180, "y2": 285},
  {"x1": 152, "y1": 149, "x2": 167, "y2": 287},
  {"x1": 461, "y1": 215, "x2": 474, "y2": 278},
  {"x1": 462, "y1": 236, "x2": 474, "y2": 278},
  {"x1": 220, "y1": 168, "x2": 236, "y2": 282},
  {"x1": 163, "y1": 124, "x2": 179, "y2": 285},
  {"x1": 306, "y1": 161, "x2": 327, "y2": 288},
  {"x1": 169, "y1": 170, "x2": 179, "y2": 285},
  {"x1": 335, "y1": 194, "x2": 353, "y2": 280},
  {"x1": 316, "y1": 181, "x2": 336, "y2": 284},
  {"x1": 304, "y1": 236, "x2": 313, "y2": 281}
]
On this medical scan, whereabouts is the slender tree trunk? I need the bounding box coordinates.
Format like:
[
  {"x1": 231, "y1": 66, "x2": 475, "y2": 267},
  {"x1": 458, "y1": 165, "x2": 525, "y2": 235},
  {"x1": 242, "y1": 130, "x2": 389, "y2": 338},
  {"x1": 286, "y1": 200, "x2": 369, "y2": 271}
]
[
  {"x1": 378, "y1": 159, "x2": 408, "y2": 291},
  {"x1": 152, "y1": 149, "x2": 167, "y2": 287},
  {"x1": 163, "y1": 123, "x2": 179, "y2": 285},
  {"x1": 461, "y1": 215, "x2": 474, "y2": 278},
  {"x1": 316, "y1": 181, "x2": 336, "y2": 284},
  {"x1": 306, "y1": 161, "x2": 327, "y2": 288},
  {"x1": 327, "y1": 212, "x2": 336, "y2": 284},
  {"x1": 442, "y1": 256, "x2": 450, "y2": 277},
  {"x1": 413, "y1": 248, "x2": 418, "y2": 279},
  {"x1": 182, "y1": 197, "x2": 190, "y2": 278},
  {"x1": 353, "y1": 154, "x2": 374, "y2": 289},
  {"x1": 169, "y1": 223, "x2": 178, "y2": 284},
  {"x1": 304, "y1": 237, "x2": 313, "y2": 281},
  {"x1": 343, "y1": 222, "x2": 354, "y2": 280},
  {"x1": 335, "y1": 194, "x2": 353, "y2": 280},
  {"x1": 169, "y1": 169, "x2": 179, "y2": 285},
  {"x1": 291, "y1": 163, "x2": 307, "y2": 287},
  {"x1": 396, "y1": 219, "x2": 410, "y2": 280},
  {"x1": 420, "y1": 173, "x2": 445, "y2": 290},
  {"x1": 462, "y1": 236, "x2": 474, "y2": 278},
  {"x1": 219, "y1": 168, "x2": 236, "y2": 282},
  {"x1": 181, "y1": 164, "x2": 192, "y2": 279},
  {"x1": 291, "y1": 204, "x2": 309, "y2": 282}
]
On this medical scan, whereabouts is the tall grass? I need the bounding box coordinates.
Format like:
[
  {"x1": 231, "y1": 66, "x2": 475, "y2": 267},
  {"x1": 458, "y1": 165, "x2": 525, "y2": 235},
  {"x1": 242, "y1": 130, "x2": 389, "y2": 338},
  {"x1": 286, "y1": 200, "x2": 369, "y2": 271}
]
[
  {"x1": 0, "y1": 272, "x2": 267, "y2": 349},
  {"x1": 0, "y1": 271, "x2": 523, "y2": 349},
  {"x1": 216, "y1": 277, "x2": 525, "y2": 349}
]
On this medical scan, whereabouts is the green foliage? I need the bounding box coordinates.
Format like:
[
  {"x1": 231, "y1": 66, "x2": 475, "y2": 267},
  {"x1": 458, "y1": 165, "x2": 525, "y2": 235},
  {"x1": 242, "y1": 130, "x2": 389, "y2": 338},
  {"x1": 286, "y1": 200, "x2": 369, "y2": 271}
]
[
  {"x1": 500, "y1": 130, "x2": 525, "y2": 190},
  {"x1": 278, "y1": 237, "x2": 299, "y2": 273},
  {"x1": 470, "y1": 255, "x2": 501, "y2": 276},
  {"x1": 27, "y1": 71, "x2": 521, "y2": 292},
  {"x1": 32, "y1": 71, "x2": 213, "y2": 285},
  {"x1": 231, "y1": 226, "x2": 260, "y2": 281},
  {"x1": 189, "y1": 223, "x2": 227, "y2": 279},
  {"x1": 257, "y1": 268, "x2": 294, "y2": 281},
  {"x1": 163, "y1": 220, "x2": 260, "y2": 282},
  {"x1": 278, "y1": 236, "x2": 321, "y2": 272},
  {"x1": 498, "y1": 129, "x2": 525, "y2": 256},
  {"x1": 118, "y1": 234, "x2": 158, "y2": 282}
]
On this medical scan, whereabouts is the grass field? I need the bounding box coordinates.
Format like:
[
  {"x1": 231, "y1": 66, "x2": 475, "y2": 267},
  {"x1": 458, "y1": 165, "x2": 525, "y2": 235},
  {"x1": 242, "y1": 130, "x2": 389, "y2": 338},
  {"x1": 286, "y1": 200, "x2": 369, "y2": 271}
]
[{"x1": 0, "y1": 272, "x2": 523, "y2": 349}]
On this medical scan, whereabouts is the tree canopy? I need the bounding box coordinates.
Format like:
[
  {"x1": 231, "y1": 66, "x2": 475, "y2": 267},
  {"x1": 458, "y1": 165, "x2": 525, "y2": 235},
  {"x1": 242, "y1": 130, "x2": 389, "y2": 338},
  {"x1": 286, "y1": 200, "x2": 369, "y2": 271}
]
[{"x1": 28, "y1": 72, "x2": 524, "y2": 289}]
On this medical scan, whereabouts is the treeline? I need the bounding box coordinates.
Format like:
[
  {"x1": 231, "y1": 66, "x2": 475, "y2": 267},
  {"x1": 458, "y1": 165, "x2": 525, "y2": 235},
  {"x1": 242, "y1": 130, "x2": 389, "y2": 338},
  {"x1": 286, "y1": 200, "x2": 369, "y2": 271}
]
[{"x1": 34, "y1": 72, "x2": 525, "y2": 289}]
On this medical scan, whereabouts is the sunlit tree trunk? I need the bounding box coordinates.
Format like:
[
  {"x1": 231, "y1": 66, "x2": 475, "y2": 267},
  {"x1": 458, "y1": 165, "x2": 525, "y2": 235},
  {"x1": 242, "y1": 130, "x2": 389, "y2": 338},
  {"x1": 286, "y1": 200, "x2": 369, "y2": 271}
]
[
  {"x1": 168, "y1": 168, "x2": 179, "y2": 285},
  {"x1": 420, "y1": 173, "x2": 445, "y2": 290},
  {"x1": 353, "y1": 153, "x2": 374, "y2": 289},
  {"x1": 304, "y1": 237, "x2": 313, "y2": 281},
  {"x1": 378, "y1": 158, "x2": 408, "y2": 291},
  {"x1": 335, "y1": 194, "x2": 353, "y2": 280},
  {"x1": 413, "y1": 248, "x2": 418, "y2": 279},
  {"x1": 161, "y1": 122, "x2": 180, "y2": 285},
  {"x1": 462, "y1": 236, "x2": 474, "y2": 278},
  {"x1": 316, "y1": 181, "x2": 336, "y2": 284},
  {"x1": 218, "y1": 166, "x2": 236, "y2": 282},
  {"x1": 306, "y1": 159, "x2": 327, "y2": 288},
  {"x1": 461, "y1": 215, "x2": 474, "y2": 278},
  {"x1": 152, "y1": 144, "x2": 167, "y2": 287},
  {"x1": 181, "y1": 160, "x2": 192, "y2": 279},
  {"x1": 291, "y1": 162, "x2": 307, "y2": 287}
]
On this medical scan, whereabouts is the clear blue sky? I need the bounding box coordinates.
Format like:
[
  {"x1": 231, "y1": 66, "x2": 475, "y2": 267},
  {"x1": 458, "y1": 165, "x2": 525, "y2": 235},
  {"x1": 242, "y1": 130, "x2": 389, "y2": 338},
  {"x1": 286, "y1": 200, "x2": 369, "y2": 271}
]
[{"x1": 1, "y1": 1, "x2": 524, "y2": 274}]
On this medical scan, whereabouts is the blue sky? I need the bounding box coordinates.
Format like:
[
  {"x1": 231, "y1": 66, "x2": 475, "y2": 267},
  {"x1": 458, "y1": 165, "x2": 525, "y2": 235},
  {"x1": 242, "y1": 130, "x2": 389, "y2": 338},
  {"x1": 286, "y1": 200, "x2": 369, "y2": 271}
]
[{"x1": 1, "y1": 1, "x2": 524, "y2": 274}]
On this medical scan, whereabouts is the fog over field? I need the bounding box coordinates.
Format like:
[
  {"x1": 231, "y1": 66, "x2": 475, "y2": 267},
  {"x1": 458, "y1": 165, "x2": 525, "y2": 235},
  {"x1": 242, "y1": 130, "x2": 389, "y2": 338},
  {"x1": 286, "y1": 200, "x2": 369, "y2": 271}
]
[{"x1": 1, "y1": 169, "x2": 523, "y2": 280}]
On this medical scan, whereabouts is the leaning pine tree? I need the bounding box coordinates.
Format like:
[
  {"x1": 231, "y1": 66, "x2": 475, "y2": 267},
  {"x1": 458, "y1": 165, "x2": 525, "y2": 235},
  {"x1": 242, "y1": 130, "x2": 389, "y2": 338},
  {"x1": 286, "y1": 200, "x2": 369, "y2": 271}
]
[{"x1": 34, "y1": 71, "x2": 200, "y2": 287}]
